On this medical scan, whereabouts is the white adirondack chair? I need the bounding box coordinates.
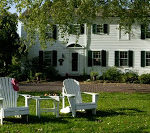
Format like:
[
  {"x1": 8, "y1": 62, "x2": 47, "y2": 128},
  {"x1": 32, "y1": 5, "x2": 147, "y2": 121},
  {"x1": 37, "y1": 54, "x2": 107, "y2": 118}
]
[
  {"x1": 0, "y1": 77, "x2": 30, "y2": 125},
  {"x1": 60, "y1": 79, "x2": 99, "y2": 117}
]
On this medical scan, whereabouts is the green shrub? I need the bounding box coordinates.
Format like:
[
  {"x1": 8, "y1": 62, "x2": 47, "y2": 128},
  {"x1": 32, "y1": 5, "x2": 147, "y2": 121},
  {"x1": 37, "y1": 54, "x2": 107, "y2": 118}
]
[
  {"x1": 124, "y1": 71, "x2": 139, "y2": 83},
  {"x1": 35, "y1": 72, "x2": 43, "y2": 81},
  {"x1": 102, "y1": 67, "x2": 123, "y2": 82},
  {"x1": 139, "y1": 74, "x2": 150, "y2": 84},
  {"x1": 43, "y1": 66, "x2": 59, "y2": 81},
  {"x1": 90, "y1": 71, "x2": 99, "y2": 81},
  {"x1": 31, "y1": 57, "x2": 40, "y2": 73}
]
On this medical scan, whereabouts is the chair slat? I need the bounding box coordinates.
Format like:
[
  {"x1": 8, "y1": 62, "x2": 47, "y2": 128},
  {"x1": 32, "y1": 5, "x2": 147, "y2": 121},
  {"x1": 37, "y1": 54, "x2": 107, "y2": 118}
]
[{"x1": 0, "y1": 77, "x2": 17, "y2": 108}]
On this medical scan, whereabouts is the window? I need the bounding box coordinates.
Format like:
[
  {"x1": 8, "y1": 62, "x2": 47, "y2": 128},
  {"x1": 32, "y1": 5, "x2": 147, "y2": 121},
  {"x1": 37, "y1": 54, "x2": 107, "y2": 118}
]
[
  {"x1": 45, "y1": 25, "x2": 57, "y2": 40},
  {"x1": 39, "y1": 50, "x2": 57, "y2": 68},
  {"x1": 96, "y1": 24, "x2": 104, "y2": 34},
  {"x1": 146, "y1": 24, "x2": 150, "y2": 38},
  {"x1": 93, "y1": 51, "x2": 101, "y2": 66},
  {"x1": 146, "y1": 52, "x2": 150, "y2": 66},
  {"x1": 88, "y1": 50, "x2": 106, "y2": 67},
  {"x1": 141, "y1": 24, "x2": 150, "y2": 39},
  {"x1": 115, "y1": 51, "x2": 133, "y2": 67},
  {"x1": 93, "y1": 24, "x2": 108, "y2": 34},
  {"x1": 69, "y1": 24, "x2": 84, "y2": 35},
  {"x1": 43, "y1": 51, "x2": 52, "y2": 65},
  {"x1": 46, "y1": 31, "x2": 53, "y2": 39},
  {"x1": 120, "y1": 51, "x2": 128, "y2": 66}
]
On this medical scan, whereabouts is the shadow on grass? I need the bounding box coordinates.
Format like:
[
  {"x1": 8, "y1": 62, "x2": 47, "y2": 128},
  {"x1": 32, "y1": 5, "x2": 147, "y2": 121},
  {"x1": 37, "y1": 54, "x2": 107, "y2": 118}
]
[
  {"x1": 60, "y1": 107, "x2": 145, "y2": 122},
  {"x1": 4, "y1": 115, "x2": 68, "y2": 125}
]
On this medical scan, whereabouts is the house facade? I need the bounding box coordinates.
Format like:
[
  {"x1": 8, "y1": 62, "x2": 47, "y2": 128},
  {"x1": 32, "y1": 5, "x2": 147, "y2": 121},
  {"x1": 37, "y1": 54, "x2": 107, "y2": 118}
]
[{"x1": 21, "y1": 17, "x2": 150, "y2": 76}]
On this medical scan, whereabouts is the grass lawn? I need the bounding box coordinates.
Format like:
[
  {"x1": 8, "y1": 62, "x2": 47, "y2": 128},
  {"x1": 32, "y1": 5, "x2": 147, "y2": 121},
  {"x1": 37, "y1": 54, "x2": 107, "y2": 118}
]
[{"x1": 0, "y1": 92, "x2": 150, "y2": 133}]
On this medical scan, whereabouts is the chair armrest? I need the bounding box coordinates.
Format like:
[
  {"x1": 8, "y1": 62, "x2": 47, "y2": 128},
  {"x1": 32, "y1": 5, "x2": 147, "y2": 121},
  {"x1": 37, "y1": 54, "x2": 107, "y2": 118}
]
[
  {"x1": 82, "y1": 92, "x2": 99, "y2": 103},
  {"x1": 49, "y1": 96, "x2": 59, "y2": 102},
  {"x1": 19, "y1": 94, "x2": 32, "y2": 98},
  {"x1": 19, "y1": 94, "x2": 32, "y2": 107},
  {"x1": 82, "y1": 92, "x2": 99, "y2": 96},
  {"x1": 64, "y1": 94, "x2": 76, "y2": 98}
]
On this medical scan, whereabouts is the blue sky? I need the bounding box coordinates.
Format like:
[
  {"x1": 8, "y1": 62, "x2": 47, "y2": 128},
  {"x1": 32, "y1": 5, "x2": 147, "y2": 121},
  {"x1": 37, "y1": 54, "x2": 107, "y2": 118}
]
[
  {"x1": 9, "y1": 5, "x2": 17, "y2": 13},
  {"x1": 9, "y1": 5, "x2": 21, "y2": 36}
]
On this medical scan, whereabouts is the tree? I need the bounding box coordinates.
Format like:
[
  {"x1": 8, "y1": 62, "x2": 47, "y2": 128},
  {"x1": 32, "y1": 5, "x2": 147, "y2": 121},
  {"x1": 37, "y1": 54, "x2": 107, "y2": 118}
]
[
  {"x1": 0, "y1": 12, "x2": 25, "y2": 74},
  {"x1": 0, "y1": 0, "x2": 150, "y2": 47}
]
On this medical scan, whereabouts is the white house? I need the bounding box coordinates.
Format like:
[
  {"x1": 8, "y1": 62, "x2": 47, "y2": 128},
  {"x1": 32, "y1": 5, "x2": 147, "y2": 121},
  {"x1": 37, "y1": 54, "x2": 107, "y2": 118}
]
[{"x1": 21, "y1": 17, "x2": 150, "y2": 76}]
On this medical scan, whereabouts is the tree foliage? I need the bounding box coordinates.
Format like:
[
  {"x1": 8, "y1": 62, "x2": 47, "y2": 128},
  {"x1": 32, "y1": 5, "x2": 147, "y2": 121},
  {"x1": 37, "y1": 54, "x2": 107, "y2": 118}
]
[
  {"x1": 0, "y1": 12, "x2": 26, "y2": 74},
  {"x1": 0, "y1": 0, "x2": 150, "y2": 47}
]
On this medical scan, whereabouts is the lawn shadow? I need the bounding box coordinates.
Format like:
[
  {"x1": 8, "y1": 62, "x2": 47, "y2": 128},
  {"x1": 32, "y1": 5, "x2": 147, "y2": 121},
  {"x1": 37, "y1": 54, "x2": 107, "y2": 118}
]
[
  {"x1": 96, "y1": 107, "x2": 145, "y2": 117},
  {"x1": 61, "y1": 107, "x2": 145, "y2": 122},
  {"x1": 4, "y1": 115, "x2": 68, "y2": 125}
]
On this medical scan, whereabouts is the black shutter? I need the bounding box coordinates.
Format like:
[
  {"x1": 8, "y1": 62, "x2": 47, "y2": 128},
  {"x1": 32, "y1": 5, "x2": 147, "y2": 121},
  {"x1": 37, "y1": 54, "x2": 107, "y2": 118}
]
[
  {"x1": 141, "y1": 51, "x2": 146, "y2": 67},
  {"x1": 39, "y1": 51, "x2": 43, "y2": 70},
  {"x1": 141, "y1": 25, "x2": 145, "y2": 39},
  {"x1": 128, "y1": 50, "x2": 133, "y2": 67},
  {"x1": 53, "y1": 25, "x2": 57, "y2": 40},
  {"x1": 115, "y1": 51, "x2": 119, "y2": 67},
  {"x1": 88, "y1": 50, "x2": 92, "y2": 67},
  {"x1": 69, "y1": 25, "x2": 73, "y2": 34},
  {"x1": 104, "y1": 24, "x2": 108, "y2": 34},
  {"x1": 80, "y1": 24, "x2": 84, "y2": 34},
  {"x1": 52, "y1": 50, "x2": 57, "y2": 66},
  {"x1": 92, "y1": 24, "x2": 97, "y2": 34},
  {"x1": 102, "y1": 50, "x2": 106, "y2": 67}
]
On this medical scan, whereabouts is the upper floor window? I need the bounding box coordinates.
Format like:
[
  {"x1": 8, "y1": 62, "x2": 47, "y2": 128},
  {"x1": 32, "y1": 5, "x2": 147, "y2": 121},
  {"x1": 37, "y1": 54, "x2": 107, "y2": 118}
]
[
  {"x1": 92, "y1": 24, "x2": 109, "y2": 34},
  {"x1": 141, "y1": 24, "x2": 150, "y2": 39},
  {"x1": 146, "y1": 25, "x2": 150, "y2": 38},
  {"x1": 46, "y1": 25, "x2": 57, "y2": 40},
  {"x1": 69, "y1": 24, "x2": 84, "y2": 35}
]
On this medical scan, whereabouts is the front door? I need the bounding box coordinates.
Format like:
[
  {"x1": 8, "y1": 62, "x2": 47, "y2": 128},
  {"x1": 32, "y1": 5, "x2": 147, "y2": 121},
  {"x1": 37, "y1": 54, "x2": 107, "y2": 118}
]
[{"x1": 72, "y1": 53, "x2": 78, "y2": 72}]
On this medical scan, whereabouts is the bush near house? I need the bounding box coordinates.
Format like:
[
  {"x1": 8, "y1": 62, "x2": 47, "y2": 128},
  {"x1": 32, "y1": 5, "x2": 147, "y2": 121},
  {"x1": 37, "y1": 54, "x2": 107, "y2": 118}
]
[
  {"x1": 124, "y1": 71, "x2": 139, "y2": 83},
  {"x1": 139, "y1": 74, "x2": 150, "y2": 84},
  {"x1": 42, "y1": 66, "x2": 59, "y2": 81},
  {"x1": 102, "y1": 67, "x2": 124, "y2": 82},
  {"x1": 90, "y1": 71, "x2": 99, "y2": 81}
]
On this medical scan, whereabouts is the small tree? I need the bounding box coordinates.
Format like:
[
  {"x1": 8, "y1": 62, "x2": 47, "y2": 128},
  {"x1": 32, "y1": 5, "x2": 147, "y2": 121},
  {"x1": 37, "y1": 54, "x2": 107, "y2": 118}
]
[{"x1": 0, "y1": 12, "x2": 26, "y2": 75}]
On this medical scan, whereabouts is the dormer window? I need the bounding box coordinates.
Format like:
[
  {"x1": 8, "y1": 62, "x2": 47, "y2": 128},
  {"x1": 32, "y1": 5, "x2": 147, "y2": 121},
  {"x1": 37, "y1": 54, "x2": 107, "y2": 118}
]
[
  {"x1": 92, "y1": 24, "x2": 109, "y2": 34},
  {"x1": 46, "y1": 25, "x2": 57, "y2": 40},
  {"x1": 69, "y1": 24, "x2": 84, "y2": 35}
]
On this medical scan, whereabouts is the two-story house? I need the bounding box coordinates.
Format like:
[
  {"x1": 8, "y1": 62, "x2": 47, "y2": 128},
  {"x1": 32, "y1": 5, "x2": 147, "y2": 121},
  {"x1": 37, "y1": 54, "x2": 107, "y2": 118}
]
[{"x1": 20, "y1": 17, "x2": 150, "y2": 76}]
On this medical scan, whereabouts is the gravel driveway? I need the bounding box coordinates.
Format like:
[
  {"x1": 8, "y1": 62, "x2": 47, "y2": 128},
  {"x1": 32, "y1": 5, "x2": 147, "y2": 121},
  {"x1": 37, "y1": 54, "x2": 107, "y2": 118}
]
[{"x1": 19, "y1": 81, "x2": 150, "y2": 93}]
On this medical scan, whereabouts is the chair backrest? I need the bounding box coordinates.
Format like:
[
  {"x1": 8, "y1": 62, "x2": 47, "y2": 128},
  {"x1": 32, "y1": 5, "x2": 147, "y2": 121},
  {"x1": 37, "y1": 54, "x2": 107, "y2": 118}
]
[
  {"x1": 0, "y1": 77, "x2": 18, "y2": 108},
  {"x1": 63, "y1": 79, "x2": 82, "y2": 103}
]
